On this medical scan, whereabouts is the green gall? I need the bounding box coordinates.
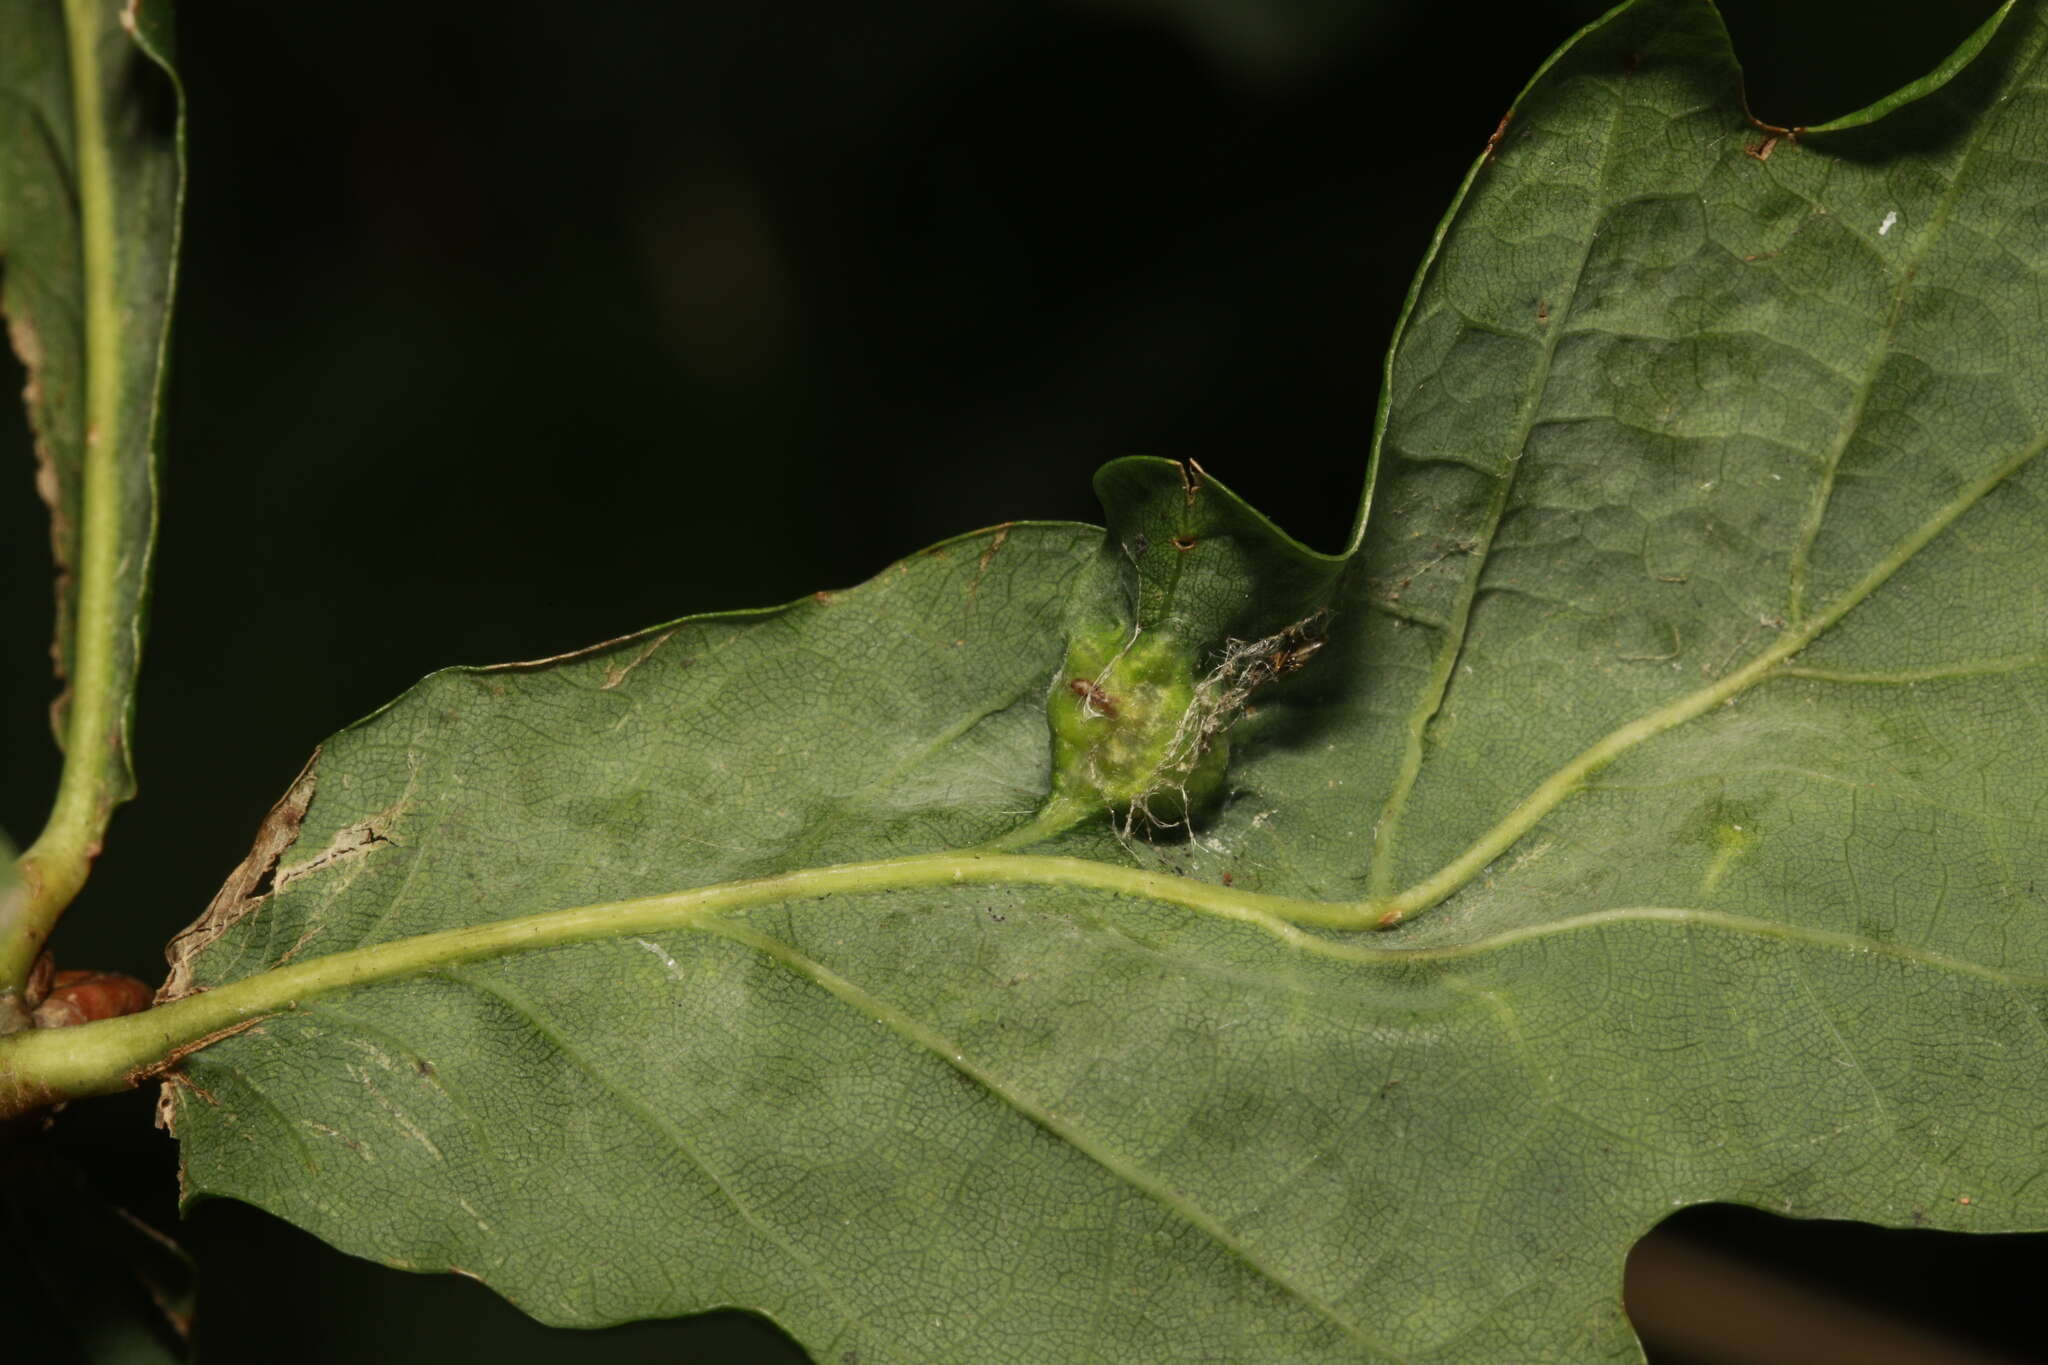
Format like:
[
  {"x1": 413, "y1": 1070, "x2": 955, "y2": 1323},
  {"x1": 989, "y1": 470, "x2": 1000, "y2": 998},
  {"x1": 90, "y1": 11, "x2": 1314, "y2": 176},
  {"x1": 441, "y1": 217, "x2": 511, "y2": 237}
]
[{"x1": 1048, "y1": 626, "x2": 1229, "y2": 825}]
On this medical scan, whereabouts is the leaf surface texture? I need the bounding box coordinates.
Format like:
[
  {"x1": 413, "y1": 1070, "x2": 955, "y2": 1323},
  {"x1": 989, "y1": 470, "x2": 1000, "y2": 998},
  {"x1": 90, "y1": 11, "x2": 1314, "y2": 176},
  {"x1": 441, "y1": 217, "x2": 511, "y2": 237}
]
[{"x1": 165, "y1": 3, "x2": 2048, "y2": 1358}]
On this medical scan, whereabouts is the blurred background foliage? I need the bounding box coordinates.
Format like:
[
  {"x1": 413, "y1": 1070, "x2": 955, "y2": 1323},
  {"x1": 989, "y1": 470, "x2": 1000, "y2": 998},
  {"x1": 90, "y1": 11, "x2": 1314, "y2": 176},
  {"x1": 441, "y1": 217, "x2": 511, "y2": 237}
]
[{"x1": 3, "y1": 0, "x2": 2040, "y2": 1359}]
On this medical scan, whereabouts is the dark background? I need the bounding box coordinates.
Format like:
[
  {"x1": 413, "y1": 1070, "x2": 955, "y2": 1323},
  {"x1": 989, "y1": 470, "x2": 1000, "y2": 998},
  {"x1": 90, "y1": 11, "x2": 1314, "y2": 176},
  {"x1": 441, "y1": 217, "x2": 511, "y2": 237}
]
[{"x1": 3, "y1": 1, "x2": 2040, "y2": 1360}]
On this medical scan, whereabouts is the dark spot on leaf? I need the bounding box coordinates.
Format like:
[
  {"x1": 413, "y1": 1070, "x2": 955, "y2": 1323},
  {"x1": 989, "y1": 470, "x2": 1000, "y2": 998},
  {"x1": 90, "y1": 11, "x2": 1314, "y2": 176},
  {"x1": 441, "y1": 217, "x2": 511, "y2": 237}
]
[
  {"x1": 1482, "y1": 110, "x2": 1513, "y2": 163},
  {"x1": 1170, "y1": 535, "x2": 1197, "y2": 552}
]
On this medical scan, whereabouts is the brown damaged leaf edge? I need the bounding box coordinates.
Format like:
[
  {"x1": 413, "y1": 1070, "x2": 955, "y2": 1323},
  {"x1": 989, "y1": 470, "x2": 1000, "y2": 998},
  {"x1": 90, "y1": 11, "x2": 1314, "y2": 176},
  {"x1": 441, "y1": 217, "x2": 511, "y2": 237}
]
[
  {"x1": 271, "y1": 805, "x2": 402, "y2": 897},
  {"x1": 3, "y1": 307, "x2": 75, "y2": 695},
  {"x1": 473, "y1": 616, "x2": 691, "y2": 678},
  {"x1": 1480, "y1": 109, "x2": 1514, "y2": 164},
  {"x1": 157, "y1": 755, "x2": 317, "y2": 1006},
  {"x1": 152, "y1": 1018, "x2": 271, "y2": 1144},
  {"x1": 967, "y1": 522, "x2": 1013, "y2": 599},
  {"x1": 600, "y1": 629, "x2": 678, "y2": 691}
]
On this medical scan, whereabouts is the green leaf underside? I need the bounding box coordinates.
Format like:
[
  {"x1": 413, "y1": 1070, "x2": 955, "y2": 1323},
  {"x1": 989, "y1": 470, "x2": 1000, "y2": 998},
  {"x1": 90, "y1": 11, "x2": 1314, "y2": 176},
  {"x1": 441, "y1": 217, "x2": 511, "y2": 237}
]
[
  {"x1": 160, "y1": 1, "x2": 2048, "y2": 1360},
  {"x1": 0, "y1": 0, "x2": 177, "y2": 787}
]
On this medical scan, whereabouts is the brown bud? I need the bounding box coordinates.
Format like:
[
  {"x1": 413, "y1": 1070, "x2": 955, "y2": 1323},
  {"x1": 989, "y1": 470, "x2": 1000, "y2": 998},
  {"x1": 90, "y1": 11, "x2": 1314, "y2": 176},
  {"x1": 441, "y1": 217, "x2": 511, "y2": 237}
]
[{"x1": 31, "y1": 970, "x2": 155, "y2": 1030}]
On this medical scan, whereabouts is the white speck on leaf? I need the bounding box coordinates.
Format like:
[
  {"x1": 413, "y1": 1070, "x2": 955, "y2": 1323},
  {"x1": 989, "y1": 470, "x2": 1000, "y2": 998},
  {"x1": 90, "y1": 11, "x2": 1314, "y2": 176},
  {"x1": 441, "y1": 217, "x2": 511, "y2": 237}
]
[
  {"x1": 1879, "y1": 210, "x2": 1898, "y2": 236},
  {"x1": 635, "y1": 938, "x2": 684, "y2": 980}
]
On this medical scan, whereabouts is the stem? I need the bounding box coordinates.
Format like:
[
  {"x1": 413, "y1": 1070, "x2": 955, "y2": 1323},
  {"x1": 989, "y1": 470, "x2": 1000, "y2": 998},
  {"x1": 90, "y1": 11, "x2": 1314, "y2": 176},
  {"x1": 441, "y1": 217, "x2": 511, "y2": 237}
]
[
  {"x1": 2, "y1": 0, "x2": 143, "y2": 1005},
  {"x1": 0, "y1": 851, "x2": 1377, "y2": 1118}
]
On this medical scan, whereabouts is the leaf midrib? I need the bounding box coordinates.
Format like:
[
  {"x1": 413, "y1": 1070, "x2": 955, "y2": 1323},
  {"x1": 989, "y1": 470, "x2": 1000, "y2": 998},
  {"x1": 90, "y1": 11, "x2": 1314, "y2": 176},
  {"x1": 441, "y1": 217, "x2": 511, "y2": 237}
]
[{"x1": 14, "y1": 812, "x2": 2048, "y2": 1131}]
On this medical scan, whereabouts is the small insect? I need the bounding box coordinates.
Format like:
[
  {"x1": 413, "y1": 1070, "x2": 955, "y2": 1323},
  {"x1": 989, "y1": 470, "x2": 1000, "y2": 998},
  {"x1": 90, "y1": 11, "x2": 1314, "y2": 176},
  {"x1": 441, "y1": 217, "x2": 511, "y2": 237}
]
[
  {"x1": 1265, "y1": 633, "x2": 1323, "y2": 677},
  {"x1": 1068, "y1": 677, "x2": 1118, "y2": 718},
  {"x1": 1248, "y1": 614, "x2": 1329, "y2": 688}
]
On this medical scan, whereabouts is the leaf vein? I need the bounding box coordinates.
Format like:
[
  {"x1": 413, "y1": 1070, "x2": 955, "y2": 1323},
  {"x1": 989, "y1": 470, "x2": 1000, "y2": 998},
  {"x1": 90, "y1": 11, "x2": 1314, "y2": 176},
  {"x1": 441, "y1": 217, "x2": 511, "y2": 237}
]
[
  {"x1": 697, "y1": 918, "x2": 1403, "y2": 1359},
  {"x1": 438, "y1": 963, "x2": 864, "y2": 1336},
  {"x1": 1367, "y1": 93, "x2": 1631, "y2": 896}
]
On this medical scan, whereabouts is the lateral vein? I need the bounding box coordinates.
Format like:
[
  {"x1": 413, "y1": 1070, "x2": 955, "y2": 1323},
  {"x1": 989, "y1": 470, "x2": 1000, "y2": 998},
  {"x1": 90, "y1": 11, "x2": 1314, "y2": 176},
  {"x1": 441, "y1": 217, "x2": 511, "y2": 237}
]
[{"x1": 698, "y1": 919, "x2": 1402, "y2": 1359}]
